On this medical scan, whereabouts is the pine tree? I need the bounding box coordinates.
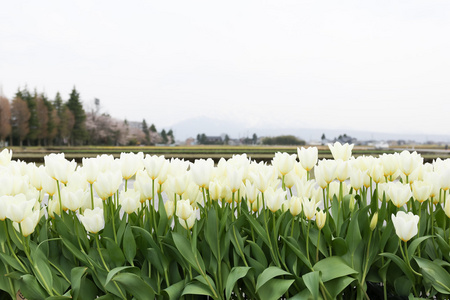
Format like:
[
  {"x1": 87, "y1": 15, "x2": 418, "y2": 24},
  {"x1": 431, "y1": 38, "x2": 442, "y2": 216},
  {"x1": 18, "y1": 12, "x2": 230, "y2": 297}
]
[
  {"x1": 161, "y1": 129, "x2": 168, "y2": 144},
  {"x1": 66, "y1": 87, "x2": 87, "y2": 145},
  {"x1": 142, "y1": 119, "x2": 150, "y2": 145}
]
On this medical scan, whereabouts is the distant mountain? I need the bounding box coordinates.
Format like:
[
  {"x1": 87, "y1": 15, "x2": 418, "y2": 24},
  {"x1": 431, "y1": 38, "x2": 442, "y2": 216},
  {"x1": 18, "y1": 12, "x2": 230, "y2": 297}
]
[{"x1": 167, "y1": 116, "x2": 450, "y2": 144}]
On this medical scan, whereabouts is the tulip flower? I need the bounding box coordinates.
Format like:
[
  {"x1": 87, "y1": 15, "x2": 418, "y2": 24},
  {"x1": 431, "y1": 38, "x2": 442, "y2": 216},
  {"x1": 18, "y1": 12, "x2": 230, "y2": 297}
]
[
  {"x1": 265, "y1": 187, "x2": 286, "y2": 213},
  {"x1": 13, "y1": 209, "x2": 40, "y2": 237},
  {"x1": 0, "y1": 148, "x2": 12, "y2": 166},
  {"x1": 119, "y1": 152, "x2": 144, "y2": 180},
  {"x1": 328, "y1": 142, "x2": 353, "y2": 161},
  {"x1": 391, "y1": 211, "x2": 419, "y2": 242},
  {"x1": 399, "y1": 150, "x2": 422, "y2": 178},
  {"x1": 176, "y1": 199, "x2": 194, "y2": 221},
  {"x1": 250, "y1": 165, "x2": 276, "y2": 193},
  {"x1": 0, "y1": 195, "x2": 13, "y2": 220},
  {"x1": 143, "y1": 155, "x2": 169, "y2": 180},
  {"x1": 272, "y1": 152, "x2": 296, "y2": 176},
  {"x1": 81, "y1": 157, "x2": 100, "y2": 184},
  {"x1": 297, "y1": 147, "x2": 318, "y2": 172},
  {"x1": 94, "y1": 171, "x2": 122, "y2": 200},
  {"x1": 190, "y1": 158, "x2": 215, "y2": 189},
  {"x1": 350, "y1": 168, "x2": 366, "y2": 191},
  {"x1": 180, "y1": 212, "x2": 197, "y2": 230},
  {"x1": 303, "y1": 197, "x2": 319, "y2": 220},
  {"x1": 388, "y1": 182, "x2": 412, "y2": 208},
  {"x1": 79, "y1": 207, "x2": 105, "y2": 234},
  {"x1": 44, "y1": 153, "x2": 77, "y2": 185},
  {"x1": 379, "y1": 153, "x2": 399, "y2": 178},
  {"x1": 61, "y1": 187, "x2": 89, "y2": 212},
  {"x1": 316, "y1": 210, "x2": 326, "y2": 230},
  {"x1": 165, "y1": 200, "x2": 175, "y2": 219},
  {"x1": 289, "y1": 196, "x2": 302, "y2": 216},
  {"x1": 335, "y1": 160, "x2": 350, "y2": 182},
  {"x1": 209, "y1": 179, "x2": 225, "y2": 201},
  {"x1": 316, "y1": 159, "x2": 337, "y2": 184},
  {"x1": 119, "y1": 189, "x2": 141, "y2": 215},
  {"x1": 411, "y1": 181, "x2": 431, "y2": 203},
  {"x1": 6, "y1": 194, "x2": 36, "y2": 223}
]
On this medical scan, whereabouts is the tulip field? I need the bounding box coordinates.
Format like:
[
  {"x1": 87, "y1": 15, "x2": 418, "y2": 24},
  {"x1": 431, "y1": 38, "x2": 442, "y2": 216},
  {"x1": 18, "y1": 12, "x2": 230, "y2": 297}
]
[{"x1": 1, "y1": 143, "x2": 450, "y2": 299}]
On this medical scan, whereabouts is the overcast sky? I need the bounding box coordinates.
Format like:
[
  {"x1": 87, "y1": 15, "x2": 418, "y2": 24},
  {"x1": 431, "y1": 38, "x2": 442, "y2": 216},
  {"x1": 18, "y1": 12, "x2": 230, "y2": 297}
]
[{"x1": 1, "y1": 1, "x2": 449, "y2": 137}]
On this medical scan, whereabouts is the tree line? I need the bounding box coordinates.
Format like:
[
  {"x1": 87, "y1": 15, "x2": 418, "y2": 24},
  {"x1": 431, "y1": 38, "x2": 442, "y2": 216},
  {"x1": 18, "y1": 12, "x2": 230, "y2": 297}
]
[{"x1": 0, "y1": 87, "x2": 174, "y2": 147}]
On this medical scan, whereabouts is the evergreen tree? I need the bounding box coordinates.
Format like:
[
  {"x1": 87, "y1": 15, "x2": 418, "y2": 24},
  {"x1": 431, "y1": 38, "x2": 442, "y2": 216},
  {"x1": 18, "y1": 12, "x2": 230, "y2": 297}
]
[
  {"x1": 142, "y1": 119, "x2": 150, "y2": 145},
  {"x1": 66, "y1": 87, "x2": 87, "y2": 145},
  {"x1": 16, "y1": 87, "x2": 38, "y2": 145},
  {"x1": 53, "y1": 92, "x2": 64, "y2": 145},
  {"x1": 161, "y1": 129, "x2": 168, "y2": 144},
  {"x1": 167, "y1": 129, "x2": 175, "y2": 144},
  {"x1": 149, "y1": 124, "x2": 157, "y2": 132}
]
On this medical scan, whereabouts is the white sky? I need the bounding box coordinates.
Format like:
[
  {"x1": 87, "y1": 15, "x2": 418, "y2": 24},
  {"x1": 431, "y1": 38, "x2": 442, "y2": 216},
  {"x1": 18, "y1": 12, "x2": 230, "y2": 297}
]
[{"x1": 1, "y1": 1, "x2": 449, "y2": 136}]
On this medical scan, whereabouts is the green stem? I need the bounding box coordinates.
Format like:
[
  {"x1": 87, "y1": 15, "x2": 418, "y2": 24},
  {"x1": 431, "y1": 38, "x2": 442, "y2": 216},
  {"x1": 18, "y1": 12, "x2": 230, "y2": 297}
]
[
  {"x1": 109, "y1": 197, "x2": 117, "y2": 243},
  {"x1": 316, "y1": 229, "x2": 321, "y2": 263},
  {"x1": 56, "y1": 180, "x2": 63, "y2": 221},
  {"x1": 90, "y1": 183, "x2": 94, "y2": 209},
  {"x1": 306, "y1": 220, "x2": 311, "y2": 263},
  {"x1": 290, "y1": 216, "x2": 296, "y2": 237}
]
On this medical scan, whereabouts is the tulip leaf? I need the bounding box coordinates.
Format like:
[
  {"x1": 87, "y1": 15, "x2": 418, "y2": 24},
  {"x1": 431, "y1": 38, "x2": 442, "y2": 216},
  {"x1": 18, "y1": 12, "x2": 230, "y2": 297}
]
[
  {"x1": 105, "y1": 266, "x2": 139, "y2": 287},
  {"x1": 324, "y1": 276, "x2": 355, "y2": 299},
  {"x1": 181, "y1": 282, "x2": 214, "y2": 297},
  {"x1": 303, "y1": 271, "x2": 320, "y2": 300},
  {"x1": 414, "y1": 257, "x2": 450, "y2": 294},
  {"x1": 380, "y1": 252, "x2": 415, "y2": 283},
  {"x1": 122, "y1": 224, "x2": 136, "y2": 265},
  {"x1": 281, "y1": 236, "x2": 312, "y2": 269},
  {"x1": 225, "y1": 266, "x2": 252, "y2": 300},
  {"x1": 0, "y1": 252, "x2": 27, "y2": 273},
  {"x1": 147, "y1": 248, "x2": 164, "y2": 274},
  {"x1": 242, "y1": 209, "x2": 270, "y2": 246},
  {"x1": 407, "y1": 236, "x2": 431, "y2": 260},
  {"x1": 104, "y1": 237, "x2": 125, "y2": 267},
  {"x1": 205, "y1": 207, "x2": 219, "y2": 260},
  {"x1": 32, "y1": 244, "x2": 53, "y2": 295},
  {"x1": 20, "y1": 274, "x2": 47, "y2": 300},
  {"x1": 313, "y1": 256, "x2": 357, "y2": 282},
  {"x1": 172, "y1": 232, "x2": 205, "y2": 274},
  {"x1": 157, "y1": 196, "x2": 169, "y2": 237},
  {"x1": 70, "y1": 267, "x2": 87, "y2": 300},
  {"x1": 162, "y1": 279, "x2": 185, "y2": 300},
  {"x1": 61, "y1": 238, "x2": 89, "y2": 265},
  {"x1": 257, "y1": 278, "x2": 295, "y2": 300},
  {"x1": 112, "y1": 272, "x2": 156, "y2": 300},
  {"x1": 247, "y1": 240, "x2": 268, "y2": 268},
  {"x1": 394, "y1": 275, "x2": 412, "y2": 297},
  {"x1": 255, "y1": 266, "x2": 291, "y2": 292}
]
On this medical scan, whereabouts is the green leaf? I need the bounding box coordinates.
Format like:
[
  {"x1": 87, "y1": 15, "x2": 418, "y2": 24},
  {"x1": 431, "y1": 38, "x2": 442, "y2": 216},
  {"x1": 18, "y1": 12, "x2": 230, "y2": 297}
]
[
  {"x1": 19, "y1": 274, "x2": 47, "y2": 300},
  {"x1": 331, "y1": 237, "x2": 348, "y2": 256},
  {"x1": 324, "y1": 276, "x2": 355, "y2": 299},
  {"x1": 122, "y1": 224, "x2": 136, "y2": 265},
  {"x1": 394, "y1": 276, "x2": 412, "y2": 297},
  {"x1": 407, "y1": 236, "x2": 431, "y2": 260},
  {"x1": 70, "y1": 267, "x2": 87, "y2": 300},
  {"x1": 281, "y1": 236, "x2": 312, "y2": 269},
  {"x1": 0, "y1": 252, "x2": 27, "y2": 272},
  {"x1": 346, "y1": 211, "x2": 361, "y2": 253},
  {"x1": 247, "y1": 240, "x2": 268, "y2": 268},
  {"x1": 414, "y1": 256, "x2": 450, "y2": 294},
  {"x1": 157, "y1": 196, "x2": 169, "y2": 237},
  {"x1": 226, "y1": 266, "x2": 252, "y2": 300},
  {"x1": 172, "y1": 232, "x2": 205, "y2": 274},
  {"x1": 162, "y1": 280, "x2": 185, "y2": 300},
  {"x1": 256, "y1": 266, "x2": 291, "y2": 292},
  {"x1": 380, "y1": 252, "x2": 415, "y2": 283},
  {"x1": 181, "y1": 282, "x2": 214, "y2": 297},
  {"x1": 105, "y1": 266, "x2": 139, "y2": 287},
  {"x1": 61, "y1": 238, "x2": 89, "y2": 265},
  {"x1": 104, "y1": 237, "x2": 125, "y2": 267},
  {"x1": 205, "y1": 207, "x2": 219, "y2": 260},
  {"x1": 112, "y1": 272, "x2": 156, "y2": 300},
  {"x1": 303, "y1": 271, "x2": 320, "y2": 300},
  {"x1": 32, "y1": 245, "x2": 53, "y2": 294},
  {"x1": 313, "y1": 257, "x2": 357, "y2": 282},
  {"x1": 242, "y1": 209, "x2": 270, "y2": 246},
  {"x1": 257, "y1": 278, "x2": 295, "y2": 300}
]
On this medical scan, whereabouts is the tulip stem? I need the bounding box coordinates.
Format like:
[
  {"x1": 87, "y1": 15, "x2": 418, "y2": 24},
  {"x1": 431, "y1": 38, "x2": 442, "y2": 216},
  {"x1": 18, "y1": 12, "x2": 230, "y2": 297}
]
[
  {"x1": 56, "y1": 180, "x2": 63, "y2": 221},
  {"x1": 109, "y1": 197, "x2": 117, "y2": 243},
  {"x1": 306, "y1": 220, "x2": 311, "y2": 263},
  {"x1": 316, "y1": 229, "x2": 321, "y2": 263},
  {"x1": 90, "y1": 183, "x2": 94, "y2": 209}
]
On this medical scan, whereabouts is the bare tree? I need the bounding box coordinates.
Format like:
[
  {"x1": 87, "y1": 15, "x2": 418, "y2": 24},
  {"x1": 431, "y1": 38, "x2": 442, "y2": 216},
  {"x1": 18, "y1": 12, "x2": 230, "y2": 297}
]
[
  {"x1": 11, "y1": 97, "x2": 31, "y2": 147},
  {"x1": 0, "y1": 96, "x2": 12, "y2": 146},
  {"x1": 36, "y1": 96, "x2": 49, "y2": 146},
  {"x1": 60, "y1": 106, "x2": 75, "y2": 145}
]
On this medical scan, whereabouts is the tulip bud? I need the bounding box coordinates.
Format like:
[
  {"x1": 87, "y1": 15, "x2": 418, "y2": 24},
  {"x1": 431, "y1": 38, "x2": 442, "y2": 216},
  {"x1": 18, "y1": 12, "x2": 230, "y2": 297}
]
[
  {"x1": 165, "y1": 201, "x2": 175, "y2": 219},
  {"x1": 316, "y1": 210, "x2": 326, "y2": 230},
  {"x1": 370, "y1": 212, "x2": 378, "y2": 231},
  {"x1": 176, "y1": 199, "x2": 194, "y2": 221},
  {"x1": 289, "y1": 196, "x2": 302, "y2": 217}
]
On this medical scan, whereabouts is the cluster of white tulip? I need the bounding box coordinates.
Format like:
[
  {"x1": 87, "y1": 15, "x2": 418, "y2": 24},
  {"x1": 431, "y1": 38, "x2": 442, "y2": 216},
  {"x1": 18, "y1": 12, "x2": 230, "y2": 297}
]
[{"x1": 1, "y1": 142, "x2": 450, "y2": 240}]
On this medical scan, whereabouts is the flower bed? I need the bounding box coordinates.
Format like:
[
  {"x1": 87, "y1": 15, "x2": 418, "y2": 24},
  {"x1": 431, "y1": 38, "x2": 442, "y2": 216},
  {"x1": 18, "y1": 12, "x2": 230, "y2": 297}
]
[{"x1": 0, "y1": 144, "x2": 449, "y2": 299}]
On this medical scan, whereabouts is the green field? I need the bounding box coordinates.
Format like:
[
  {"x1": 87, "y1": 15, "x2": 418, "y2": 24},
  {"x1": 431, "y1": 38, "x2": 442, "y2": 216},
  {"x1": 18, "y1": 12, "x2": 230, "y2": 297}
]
[{"x1": 7, "y1": 145, "x2": 450, "y2": 163}]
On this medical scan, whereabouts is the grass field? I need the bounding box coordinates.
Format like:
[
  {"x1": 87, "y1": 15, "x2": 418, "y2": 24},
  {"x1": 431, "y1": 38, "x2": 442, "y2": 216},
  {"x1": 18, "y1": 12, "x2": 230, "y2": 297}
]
[{"x1": 7, "y1": 144, "x2": 450, "y2": 163}]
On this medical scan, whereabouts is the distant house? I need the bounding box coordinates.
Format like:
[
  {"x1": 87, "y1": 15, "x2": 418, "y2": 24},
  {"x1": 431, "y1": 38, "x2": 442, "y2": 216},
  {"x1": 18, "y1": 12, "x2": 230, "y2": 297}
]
[{"x1": 206, "y1": 136, "x2": 223, "y2": 144}]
